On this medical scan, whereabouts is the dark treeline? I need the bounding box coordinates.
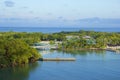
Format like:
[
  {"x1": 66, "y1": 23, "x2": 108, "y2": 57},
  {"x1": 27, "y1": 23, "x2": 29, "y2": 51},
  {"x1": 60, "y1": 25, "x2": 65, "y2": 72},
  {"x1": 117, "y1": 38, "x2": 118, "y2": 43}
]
[{"x1": 0, "y1": 32, "x2": 65, "y2": 45}]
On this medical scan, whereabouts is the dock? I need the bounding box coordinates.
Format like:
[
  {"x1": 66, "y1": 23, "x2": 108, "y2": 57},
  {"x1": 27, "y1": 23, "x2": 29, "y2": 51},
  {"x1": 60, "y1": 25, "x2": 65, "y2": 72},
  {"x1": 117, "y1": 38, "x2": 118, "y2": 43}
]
[{"x1": 39, "y1": 58, "x2": 76, "y2": 61}]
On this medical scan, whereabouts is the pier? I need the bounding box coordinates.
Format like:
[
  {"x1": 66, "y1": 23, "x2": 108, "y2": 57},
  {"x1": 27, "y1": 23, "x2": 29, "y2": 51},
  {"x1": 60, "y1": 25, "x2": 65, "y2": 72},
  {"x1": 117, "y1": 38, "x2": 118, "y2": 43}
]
[{"x1": 39, "y1": 58, "x2": 76, "y2": 61}]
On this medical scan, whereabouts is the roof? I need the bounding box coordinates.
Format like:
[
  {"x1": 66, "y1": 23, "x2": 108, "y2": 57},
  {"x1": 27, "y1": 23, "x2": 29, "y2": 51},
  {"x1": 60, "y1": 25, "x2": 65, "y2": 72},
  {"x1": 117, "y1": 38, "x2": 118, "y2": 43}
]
[{"x1": 83, "y1": 36, "x2": 91, "y2": 39}]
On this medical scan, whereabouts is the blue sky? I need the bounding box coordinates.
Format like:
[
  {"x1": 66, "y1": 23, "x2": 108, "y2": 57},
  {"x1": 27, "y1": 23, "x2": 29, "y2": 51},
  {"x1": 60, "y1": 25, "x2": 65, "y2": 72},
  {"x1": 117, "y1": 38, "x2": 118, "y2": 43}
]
[{"x1": 0, "y1": 0, "x2": 120, "y2": 27}]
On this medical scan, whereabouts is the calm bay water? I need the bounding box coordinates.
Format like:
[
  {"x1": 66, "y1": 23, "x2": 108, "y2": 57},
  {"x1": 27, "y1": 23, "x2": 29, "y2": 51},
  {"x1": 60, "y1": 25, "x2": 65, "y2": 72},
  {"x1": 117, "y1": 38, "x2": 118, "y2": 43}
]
[
  {"x1": 0, "y1": 50, "x2": 120, "y2": 80},
  {"x1": 0, "y1": 27, "x2": 120, "y2": 33}
]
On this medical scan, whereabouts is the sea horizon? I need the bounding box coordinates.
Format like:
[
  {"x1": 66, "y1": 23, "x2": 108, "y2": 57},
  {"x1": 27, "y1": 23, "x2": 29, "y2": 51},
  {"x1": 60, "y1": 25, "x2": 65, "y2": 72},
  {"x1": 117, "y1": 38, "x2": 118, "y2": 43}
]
[{"x1": 0, "y1": 27, "x2": 120, "y2": 33}]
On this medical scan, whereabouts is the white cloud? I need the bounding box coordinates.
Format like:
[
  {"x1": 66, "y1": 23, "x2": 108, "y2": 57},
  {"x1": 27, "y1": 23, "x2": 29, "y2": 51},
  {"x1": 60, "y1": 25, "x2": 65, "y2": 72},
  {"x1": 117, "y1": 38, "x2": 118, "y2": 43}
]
[{"x1": 4, "y1": 1, "x2": 15, "y2": 7}]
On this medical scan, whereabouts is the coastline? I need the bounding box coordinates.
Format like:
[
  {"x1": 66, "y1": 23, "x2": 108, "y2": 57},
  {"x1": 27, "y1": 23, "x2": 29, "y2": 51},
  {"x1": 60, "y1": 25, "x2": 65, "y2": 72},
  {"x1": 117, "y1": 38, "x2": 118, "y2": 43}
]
[{"x1": 61, "y1": 47, "x2": 120, "y2": 53}]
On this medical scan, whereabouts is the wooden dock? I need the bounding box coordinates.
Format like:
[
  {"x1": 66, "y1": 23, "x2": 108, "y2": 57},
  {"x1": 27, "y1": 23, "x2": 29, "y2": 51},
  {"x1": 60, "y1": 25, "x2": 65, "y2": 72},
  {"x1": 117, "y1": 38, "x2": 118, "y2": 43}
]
[{"x1": 39, "y1": 58, "x2": 76, "y2": 61}]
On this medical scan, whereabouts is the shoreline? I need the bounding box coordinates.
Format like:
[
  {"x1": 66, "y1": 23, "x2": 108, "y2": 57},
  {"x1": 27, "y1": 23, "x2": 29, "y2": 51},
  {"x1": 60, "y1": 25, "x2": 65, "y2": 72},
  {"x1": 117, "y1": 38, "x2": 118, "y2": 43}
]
[{"x1": 60, "y1": 48, "x2": 120, "y2": 53}]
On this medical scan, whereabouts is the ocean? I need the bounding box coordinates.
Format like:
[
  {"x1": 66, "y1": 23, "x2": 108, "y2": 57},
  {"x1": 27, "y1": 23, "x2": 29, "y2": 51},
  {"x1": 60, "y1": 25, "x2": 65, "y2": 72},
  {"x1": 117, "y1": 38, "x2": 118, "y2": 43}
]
[{"x1": 0, "y1": 27, "x2": 120, "y2": 33}]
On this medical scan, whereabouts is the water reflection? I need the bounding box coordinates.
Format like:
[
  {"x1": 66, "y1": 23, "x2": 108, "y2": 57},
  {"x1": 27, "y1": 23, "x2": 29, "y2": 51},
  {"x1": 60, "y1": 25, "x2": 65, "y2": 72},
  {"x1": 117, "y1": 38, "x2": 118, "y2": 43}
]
[
  {"x1": 40, "y1": 49, "x2": 120, "y2": 61},
  {"x1": 62, "y1": 49, "x2": 106, "y2": 56},
  {"x1": 0, "y1": 62, "x2": 40, "y2": 80}
]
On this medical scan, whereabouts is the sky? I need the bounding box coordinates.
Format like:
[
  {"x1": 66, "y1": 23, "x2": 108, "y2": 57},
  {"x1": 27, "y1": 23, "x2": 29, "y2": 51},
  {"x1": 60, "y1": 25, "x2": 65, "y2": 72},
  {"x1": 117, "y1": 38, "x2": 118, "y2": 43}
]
[{"x1": 0, "y1": 0, "x2": 120, "y2": 27}]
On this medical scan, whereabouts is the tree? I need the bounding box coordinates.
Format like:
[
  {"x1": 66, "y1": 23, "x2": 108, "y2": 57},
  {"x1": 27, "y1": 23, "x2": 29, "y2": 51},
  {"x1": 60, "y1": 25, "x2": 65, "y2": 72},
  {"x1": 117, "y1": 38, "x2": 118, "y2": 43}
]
[{"x1": 0, "y1": 39, "x2": 41, "y2": 68}]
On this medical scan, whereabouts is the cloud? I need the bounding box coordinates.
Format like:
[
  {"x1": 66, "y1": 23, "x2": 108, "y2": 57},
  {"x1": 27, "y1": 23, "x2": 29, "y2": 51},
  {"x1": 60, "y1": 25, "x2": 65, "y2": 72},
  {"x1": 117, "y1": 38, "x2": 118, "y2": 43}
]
[
  {"x1": 58, "y1": 16, "x2": 63, "y2": 19},
  {"x1": 76, "y1": 17, "x2": 101, "y2": 23},
  {"x1": 21, "y1": 6, "x2": 28, "y2": 9},
  {"x1": 73, "y1": 18, "x2": 120, "y2": 28},
  {"x1": 29, "y1": 11, "x2": 34, "y2": 14},
  {"x1": 47, "y1": 13, "x2": 53, "y2": 16},
  {"x1": 4, "y1": 1, "x2": 15, "y2": 7},
  {"x1": 63, "y1": 4, "x2": 68, "y2": 7},
  {"x1": 75, "y1": 17, "x2": 120, "y2": 24},
  {"x1": 0, "y1": 17, "x2": 24, "y2": 21}
]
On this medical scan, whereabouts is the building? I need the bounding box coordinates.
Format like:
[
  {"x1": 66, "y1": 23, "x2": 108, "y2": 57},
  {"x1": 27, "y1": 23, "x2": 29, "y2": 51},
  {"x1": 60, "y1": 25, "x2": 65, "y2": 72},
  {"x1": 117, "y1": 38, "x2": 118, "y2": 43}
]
[{"x1": 66, "y1": 35, "x2": 79, "y2": 40}]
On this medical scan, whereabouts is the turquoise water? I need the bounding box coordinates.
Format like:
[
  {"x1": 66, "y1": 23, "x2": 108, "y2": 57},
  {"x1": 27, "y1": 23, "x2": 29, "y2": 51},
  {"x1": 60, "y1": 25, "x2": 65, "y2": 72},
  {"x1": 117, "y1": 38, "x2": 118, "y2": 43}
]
[{"x1": 0, "y1": 50, "x2": 120, "y2": 80}]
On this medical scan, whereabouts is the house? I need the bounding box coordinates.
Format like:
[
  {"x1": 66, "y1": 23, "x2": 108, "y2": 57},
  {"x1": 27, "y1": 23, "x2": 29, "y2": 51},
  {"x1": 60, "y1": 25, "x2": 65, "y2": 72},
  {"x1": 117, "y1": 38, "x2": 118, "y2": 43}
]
[
  {"x1": 66, "y1": 35, "x2": 79, "y2": 40},
  {"x1": 83, "y1": 36, "x2": 96, "y2": 44},
  {"x1": 83, "y1": 36, "x2": 91, "y2": 39}
]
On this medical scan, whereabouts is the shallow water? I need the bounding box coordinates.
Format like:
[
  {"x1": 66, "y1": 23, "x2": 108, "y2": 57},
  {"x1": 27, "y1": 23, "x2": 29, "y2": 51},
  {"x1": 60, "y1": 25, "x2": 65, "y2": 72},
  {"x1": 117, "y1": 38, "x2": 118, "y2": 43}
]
[{"x1": 0, "y1": 50, "x2": 120, "y2": 80}]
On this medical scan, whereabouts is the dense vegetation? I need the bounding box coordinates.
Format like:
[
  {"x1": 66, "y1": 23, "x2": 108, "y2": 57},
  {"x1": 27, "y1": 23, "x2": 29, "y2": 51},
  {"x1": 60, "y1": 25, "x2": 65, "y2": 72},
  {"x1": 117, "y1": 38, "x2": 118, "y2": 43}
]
[
  {"x1": 57, "y1": 30, "x2": 120, "y2": 49},
  {"x1": 0, "y1": 31, "x2": 120, "y2": 49},
  {"x1": 0, "y1": 32, "x2": 41, "y2": 68}
]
